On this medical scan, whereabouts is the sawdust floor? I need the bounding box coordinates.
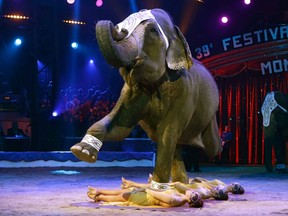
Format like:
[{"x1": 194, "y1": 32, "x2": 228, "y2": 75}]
[{"x1": 1, "y1": 165, "x2": 288, "y2": 216}]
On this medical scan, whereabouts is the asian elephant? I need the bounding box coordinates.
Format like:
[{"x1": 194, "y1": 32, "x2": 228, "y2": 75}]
[
  {"x1": 70, "y1": 8, "x2": 222, "y2": 184},
  {"x1": 261, "y1": 91, "x2": 288, "y2": 172}
]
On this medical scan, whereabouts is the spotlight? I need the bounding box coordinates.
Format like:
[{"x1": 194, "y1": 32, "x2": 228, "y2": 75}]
[
  {"x1": 221, "y1": 16, "x2": 228, "y2": 24},
  {"x1": 67, "y1": 0, "x2": 75, "y2": 4},
  {"x1": 71, "y1": 42, "x2": 78, "y2": 49},
  {"x1": 3, "y1": 14, "x2": 30, "y2": 20},
  {"x1": 89, "y1": 59, "x2": 94, "y2": 64},
  {"x1": 96, "y1": 0, "x2": 103, "y2": 7},
  {"x1": 244, "y1": 0, "x2": 251, "y2": 5},
  {"x1": 52, "y1": 111, "x2": 58, "y2": 117},
  {"x1": 14, "y1": 38, "x2": 22, "y2": 46},
  {"x1": 63, "y1": 20, "x2": 86, "y2": 25}
]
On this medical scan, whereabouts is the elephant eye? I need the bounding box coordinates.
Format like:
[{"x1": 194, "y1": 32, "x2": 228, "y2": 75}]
[{"x1": 150, "y1": 27, "x2": 159, "y2": 35}]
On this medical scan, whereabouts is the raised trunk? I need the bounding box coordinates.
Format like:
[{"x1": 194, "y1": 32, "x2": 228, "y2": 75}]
[{"x1": 95, "y1": 20, "x2": 138, "y2": 68}]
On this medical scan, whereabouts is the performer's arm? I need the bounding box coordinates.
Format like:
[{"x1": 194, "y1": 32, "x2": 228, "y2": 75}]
[{"x1": 145, "y1": 188, "x2": 187, "y2": 207}]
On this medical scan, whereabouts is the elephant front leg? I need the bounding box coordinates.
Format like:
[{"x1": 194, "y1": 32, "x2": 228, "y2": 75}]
[
  {"x1": 153, "y1": 146, "x2": 173, "y2": 183},
  {"x1": 171, "y1": 145, "x2": 189, "y2": 183},
  {"x1": 153, "y1": 144, "x2": 188, "y2": 183},
  {"x1": 70, "y1": 90, "x2": 149, "y2": 163},
  {"x1": 152, "y1": 129, "x2": 188, "y2": 183},
  {"x1": 70, "y1": 116, "x2": 133, "y2": 163}
]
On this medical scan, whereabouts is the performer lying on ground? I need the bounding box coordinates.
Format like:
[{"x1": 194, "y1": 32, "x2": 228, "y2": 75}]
[
  {"x1": 87, "y1": 176, "x2": 244, "y2": 208},
  {"x1": 121, "y1": 175, "x2": 244, "y2": 199}
]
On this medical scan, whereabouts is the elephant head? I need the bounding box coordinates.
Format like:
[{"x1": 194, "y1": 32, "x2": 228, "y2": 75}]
[{"x1": 96, "y1": 9, "x2": 193, "y2": 92}]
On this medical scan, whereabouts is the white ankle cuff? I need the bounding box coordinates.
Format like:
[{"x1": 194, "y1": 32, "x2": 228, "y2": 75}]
[{"x1": 81, "y1": 134, "x2": 103, "y2": 151}]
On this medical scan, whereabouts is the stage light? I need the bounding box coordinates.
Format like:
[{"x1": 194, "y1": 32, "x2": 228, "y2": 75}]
[
  {"x1": 89, "y1": 59, "x2": 94, "y2": 64},
  {"x1": 52, "y1": 111, "x2": 58, "y2": 117},
  {"x1": 14, "y1": 38, "x2": 22, "y2": 46},
  {"x1": 244, "y1": 0, "x2": 251, "y2": 5},
  {"x1": 221, "y1": 16, "x2": 228, "y2": 24},
  {"x1": 3, "y1": 14, "x2": 30, "y2": 20},
  {"x1": 96, "y1": 0, "x2": 103, "y2": 7},
  {"x1": 63, "y1": 19, "x2": 86, "y2": 25},
  {"x1": 67, "y1": 0, "x2": 75, "y2": 4},
  {"x1": 71, "y1": 42, "x2": 78, "y2": 49}
]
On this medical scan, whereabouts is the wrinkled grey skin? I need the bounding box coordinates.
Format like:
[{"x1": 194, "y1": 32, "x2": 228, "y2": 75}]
[
  {"x1": 262, "y1": 91, "x2": 288, "y2": 172},
  {"x1": 71, "y1": 9, "x2": 221, "y2": 183}
]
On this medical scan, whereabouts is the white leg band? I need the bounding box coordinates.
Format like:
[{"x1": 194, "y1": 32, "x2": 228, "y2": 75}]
[
  {"x1": 150, "y1": 180, "x2": 171, "y2": 190},
  {"x1": 81, "y1": 134, "x2": 103, "y2": 151}
]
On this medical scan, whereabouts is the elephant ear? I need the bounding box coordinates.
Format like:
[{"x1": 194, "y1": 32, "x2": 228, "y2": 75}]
[{"x1": 166, "y1": 25, "x2": 193, "y2": 70}]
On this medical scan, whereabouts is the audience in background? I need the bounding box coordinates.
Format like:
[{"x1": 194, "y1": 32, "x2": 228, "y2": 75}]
[
  {"x1": 7, "y1": 121, "x2": 27, "y2": 137},
  {"x1": 0, "y1": 123, "x2": 5, "y2": 150},
  {"x1": 58, "y1": 86, "x2": 117, "y2": 136}
]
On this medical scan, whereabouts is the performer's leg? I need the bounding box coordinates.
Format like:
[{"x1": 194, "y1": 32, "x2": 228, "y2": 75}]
[
  {"x1": 87, "y1": 186, "x2": 130, "y2": 202},
  {"x1": 121, "y1": 177, "x2": 150, "y2": 189}
]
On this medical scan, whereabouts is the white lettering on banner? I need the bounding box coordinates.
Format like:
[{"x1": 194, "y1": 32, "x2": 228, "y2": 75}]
[
  {"x1": 194, "y1": 43, "x2": 213, "y2": 59},
  {"x1": 193, "y1": 25, "x2": 288, "y2": 60},
  {"x1": 222, "y1": 25, "x2": 288, "y2": 51},
  {"x1": 261, "y1": 59, "x2": 288, "y2": 75}
]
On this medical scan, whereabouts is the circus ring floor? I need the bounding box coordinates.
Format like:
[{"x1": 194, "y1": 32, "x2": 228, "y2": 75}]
[{"x1": 0, "y1": 152, "x2": 288, "y2": 216}]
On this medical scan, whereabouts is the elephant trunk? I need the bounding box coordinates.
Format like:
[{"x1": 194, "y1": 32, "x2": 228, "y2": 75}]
[{"x1": 96, "y1": 20, "x2": 138, "y2": 68}]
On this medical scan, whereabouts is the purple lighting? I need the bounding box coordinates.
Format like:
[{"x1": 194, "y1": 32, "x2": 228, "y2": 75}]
[
  {"x1": 244, "y1": 0, "x2": 251, "y2": 5},
  {"x1": 221, "y1": 16, "x2": 228, "y2": 24},
  {"x1": 96, "y1": 0, "x2": 103, "y2": 7}
]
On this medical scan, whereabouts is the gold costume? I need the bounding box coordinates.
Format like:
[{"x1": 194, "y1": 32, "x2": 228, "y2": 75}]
[{"x1": 128, "y1": 189, "x2": 181, "y2": 206}]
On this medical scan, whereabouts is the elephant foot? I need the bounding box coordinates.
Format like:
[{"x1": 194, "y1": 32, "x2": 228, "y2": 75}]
[
  {"x1": 70, "y1": 142, "x2": 99, "y2": 163},
  {"x1": 70, "y1": 134, "x2": 103, "y2": 163}
]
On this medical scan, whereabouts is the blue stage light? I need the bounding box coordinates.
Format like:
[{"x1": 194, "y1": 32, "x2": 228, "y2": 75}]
[
  {"x1": 89, "y1": 59, "x2": 94, "y2": 64},
  {"x1": 52, "y1": 111, "x2": 58, "y2": 117},
  {"x1": 71, "y1": 42, "x2": 78, "y2": 49},
  {"x1": 14, "y1": 38, "x2": 22, "y2": 46}
]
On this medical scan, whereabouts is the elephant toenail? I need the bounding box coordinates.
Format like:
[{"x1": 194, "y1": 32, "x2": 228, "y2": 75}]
[
  {"x1": 82, "y1": 149, "x2": 90, "y2": 155},
  {"x1": 70, "y1": 145, "x2": 81, "y2": 151}
]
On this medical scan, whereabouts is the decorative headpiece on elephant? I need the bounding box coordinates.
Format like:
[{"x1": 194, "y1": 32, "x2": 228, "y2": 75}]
[
  {"x1": 261, "y1": 91, "x2": 288, "y2": 172},
  {"x1": 71, "y1": 8, "x2": 222, "y2": 184}
]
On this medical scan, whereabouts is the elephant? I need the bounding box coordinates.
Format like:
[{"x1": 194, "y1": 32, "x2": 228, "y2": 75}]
[
  {"x1": 261, "y1": 91, "x2": 288, "y2": 172},
  {"x1": 70, "y1": 8, "x2": 222, "y2": 184}
]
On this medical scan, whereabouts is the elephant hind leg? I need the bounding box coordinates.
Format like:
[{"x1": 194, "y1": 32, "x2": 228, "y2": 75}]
[{"x1": 202, "y1": 115, "x2": 222, "y2": 158}]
